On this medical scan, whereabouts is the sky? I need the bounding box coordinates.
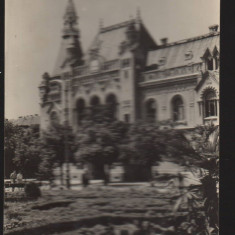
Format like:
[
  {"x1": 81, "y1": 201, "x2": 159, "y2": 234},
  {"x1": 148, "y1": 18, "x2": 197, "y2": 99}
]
[{"x1": 5, "y1": 0, "x2": 220, "y2": 119}]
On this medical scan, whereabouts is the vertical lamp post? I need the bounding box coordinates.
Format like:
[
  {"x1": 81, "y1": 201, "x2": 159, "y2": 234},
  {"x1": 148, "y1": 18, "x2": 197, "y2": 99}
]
[{"x1": 63, "y1": 75, "x2": 70, "y2": 189}]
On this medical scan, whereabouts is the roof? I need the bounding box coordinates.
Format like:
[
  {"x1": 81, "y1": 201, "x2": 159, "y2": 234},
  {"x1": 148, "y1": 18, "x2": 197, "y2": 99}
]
[
  {"x1": 84, "y1": 19, "x2": 157, "y2": 63},
  {"x1": 12, "y1": 115, "x2": 40, "y2": 127},
  {"x1": 146, "y1": 32, "x2": 219, "y2": 70}
]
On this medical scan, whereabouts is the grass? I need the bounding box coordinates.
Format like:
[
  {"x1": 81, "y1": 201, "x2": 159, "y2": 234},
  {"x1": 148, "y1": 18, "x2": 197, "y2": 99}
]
[{"x1": 4, "y1": 185, "x2": 190, "y2": 234}]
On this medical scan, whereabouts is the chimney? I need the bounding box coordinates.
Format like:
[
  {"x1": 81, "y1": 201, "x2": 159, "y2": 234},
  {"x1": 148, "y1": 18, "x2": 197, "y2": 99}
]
[
  {"x1": 209, "y1": 24, "x2": 219, "y2": 33},
  {"x1": 160, "y1": 38, "x2": 168, "y2": 46}
]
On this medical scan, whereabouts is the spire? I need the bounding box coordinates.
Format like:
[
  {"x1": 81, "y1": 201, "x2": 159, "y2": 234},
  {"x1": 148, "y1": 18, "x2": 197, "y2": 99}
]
[
  {"x1": 126, "y1": 15, "x2": 137, "y2": 45},
  {"x1": 136, "y1": 7, "x2": 141, "y2": 22},
  {"x1": 53, "y1": 0, "x2": 83, "y2": 76},
  {"x1": 63, "y1": 0, "x2": 79, "y2": 38}
]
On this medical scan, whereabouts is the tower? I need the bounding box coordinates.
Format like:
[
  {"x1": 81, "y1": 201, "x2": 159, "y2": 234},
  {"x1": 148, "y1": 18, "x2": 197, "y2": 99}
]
[{"x1": 53, "y1": 0, "x2": 83, "y2": 76}]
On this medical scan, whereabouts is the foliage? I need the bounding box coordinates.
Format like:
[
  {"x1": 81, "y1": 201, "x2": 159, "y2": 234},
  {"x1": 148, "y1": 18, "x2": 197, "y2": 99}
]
[
  {"x1": 4, "y1": 119, "x2": 23, "y2": 177},
  {"x1": 4, "y1": 119, "x2": 43, "y2": 178},
  {"x1": 75, "y1": 119, "x2": 129, "y2": 166},
  {"x1": 119, "y1": 121, "x2": 196, "y2": 167},
  {"x1": 119, "y1": 122, "x2": 165, "y2": 166},
  {"x1": 13, "y1": 126, "x2": 42, "y2": 178},
  {"x1": 173, "y1": 124, "x2": 219, "y2": 235},
  {"x1": 42, "y1": 123, "x2": 75, "y2": 165},
  {"x1": 37, "y1": 145, "x2": 56, "y2": 181}
]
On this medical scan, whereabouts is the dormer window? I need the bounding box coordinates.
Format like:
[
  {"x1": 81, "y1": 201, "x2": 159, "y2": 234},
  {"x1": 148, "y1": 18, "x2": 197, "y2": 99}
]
[
  {"x1": 202, "y1": 47, "x2": 220, "y2": 71},
  {"x1": 90, "y1": 60, "x2": 99, "y2": 72},
  {"x1": 122, "y1": 59, "x2": 130, "y2": 68},
  {"x1": 185, "y1": 50, "x2": 193, "y2": 60},
  {"x1": 159, "y1": 57, "x2": 166, "y2": 66}
]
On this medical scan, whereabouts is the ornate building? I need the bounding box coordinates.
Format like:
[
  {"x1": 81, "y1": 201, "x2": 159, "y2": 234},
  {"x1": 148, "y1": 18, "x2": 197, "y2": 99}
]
[{"x1": 39, "y1": 0, "x2": 219, "y2": 132}]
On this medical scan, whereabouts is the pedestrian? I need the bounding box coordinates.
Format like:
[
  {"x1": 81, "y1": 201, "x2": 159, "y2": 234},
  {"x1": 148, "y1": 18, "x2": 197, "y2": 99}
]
[
  {"x1": 10, "y1": 170, "x2": 17, "y2": 192},
  {"x1": 16, "y1": 172, "x2": 23, "y2": 183}
]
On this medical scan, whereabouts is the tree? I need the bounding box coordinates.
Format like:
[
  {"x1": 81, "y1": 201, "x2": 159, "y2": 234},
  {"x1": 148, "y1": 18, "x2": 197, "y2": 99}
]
[
  {"x1": 74, "y1": 118, "x2": 129, "y2": 179},
  {"x1": 4, "y1": 119, "x2": 22, "y2": 177},
  {"x1": 41, "y1": 123, "x2": 75, "y2": 185},
  {"x1": 118, "y1": 122, "x2": 168, "y2": 181},
  {"x1": 172, "y1": 124, "x2": 219, "y2": 235},
  {"x1": 13, "y1": 125, "x2": 42, "y2": 178}
]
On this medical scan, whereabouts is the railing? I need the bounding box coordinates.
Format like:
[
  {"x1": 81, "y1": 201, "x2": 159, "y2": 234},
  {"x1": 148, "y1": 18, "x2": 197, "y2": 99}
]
[
  {"x1": 142, "y1": 63, "x2": 202, "y2": 82},
  {"x1": 73, "y1": 60, "x2": 120, "y2": 78}
]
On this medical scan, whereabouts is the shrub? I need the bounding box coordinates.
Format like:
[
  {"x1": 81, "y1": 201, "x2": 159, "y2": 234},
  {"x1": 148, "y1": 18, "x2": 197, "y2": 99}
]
[{"x1": 24, "y1": 182, "x2": 41, "y2": 199}]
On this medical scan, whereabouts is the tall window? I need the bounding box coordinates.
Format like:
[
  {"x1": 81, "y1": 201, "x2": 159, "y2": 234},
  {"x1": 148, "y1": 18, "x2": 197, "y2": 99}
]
[
  {"x1": 90, "y1": 96, "x2": 101, "y2": 117},
  {"x1": 172, "y1": 96, "x2": 184, "y2": 121},
  {"x1": 204, "y1": 91, "x2": 217, "y2": 117},
  {"x1": 76, "y1": 99, "x2": 86, "y2": 125},
  {"x1": 206, "y1": 57, "x2": 213, "y2": 71},
  {"x1": 215, "y1": 57, "x2": 219, "y2": 70},
  {"x1": 106, "y1": 94, "x2": 117, "y2": 120},
  {"x1": 145, "y1": 99, "x2": 156, "y2": 122}
]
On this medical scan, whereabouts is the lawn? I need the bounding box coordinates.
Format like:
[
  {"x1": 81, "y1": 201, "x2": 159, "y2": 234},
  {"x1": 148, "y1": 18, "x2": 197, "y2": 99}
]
[{"x1": 4, "y1": 185, "x2": 192, "y2": 235}]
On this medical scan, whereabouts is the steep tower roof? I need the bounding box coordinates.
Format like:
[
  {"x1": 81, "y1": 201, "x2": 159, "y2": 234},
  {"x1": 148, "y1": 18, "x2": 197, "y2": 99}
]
[{"x1": 53, "y1": 0, "x2": 83, "y2": 76}]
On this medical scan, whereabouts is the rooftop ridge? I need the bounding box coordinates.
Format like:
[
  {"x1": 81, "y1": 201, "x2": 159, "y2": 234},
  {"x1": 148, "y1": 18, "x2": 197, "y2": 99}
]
[
  {"x1": 100, "y1": 19, "x2": 136, "y2": 33},
  {"x1": 158, "y1": 31, "x2": 220, "y2": 49}
]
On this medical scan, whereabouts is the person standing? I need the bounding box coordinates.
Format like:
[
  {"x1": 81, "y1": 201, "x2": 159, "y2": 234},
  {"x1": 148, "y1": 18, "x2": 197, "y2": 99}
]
[
  {"x1": 10, "y1": 170, "x2": 17, "y2": 192},
  {"x1": 16, "y1": 172, "x2": 23, "y2": 183}
]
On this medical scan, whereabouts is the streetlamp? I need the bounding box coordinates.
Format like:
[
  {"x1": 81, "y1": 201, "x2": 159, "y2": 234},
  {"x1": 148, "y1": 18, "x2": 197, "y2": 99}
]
[
  {"x1": 63, "y1": 75, "x2": 71, "y2": 189},
  {"x1": 52, "y1": 74, "x2": 71, "y2": 189}
]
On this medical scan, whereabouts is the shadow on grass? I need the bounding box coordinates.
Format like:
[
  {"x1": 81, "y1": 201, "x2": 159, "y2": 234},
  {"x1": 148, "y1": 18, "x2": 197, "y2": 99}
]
[{"x1": 4, "y1": 214, "x2": 187, "y2": 235}]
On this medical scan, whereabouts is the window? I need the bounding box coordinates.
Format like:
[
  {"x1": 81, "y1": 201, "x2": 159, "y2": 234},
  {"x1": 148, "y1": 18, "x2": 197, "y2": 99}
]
[
  {"x1": 172, "y1": 96, "x2": 184, "y2": 121},
  {"x1": 76, "y1": 98, "x2": 86, "y2": 125},
  {"x1": 159, "y1": 57, "x2": 166, "y2": 66},
  {"x1": 215, "y1": 57, "x2": 219, "y2": 70},
  {"x1": 122, "y1": 59, "x2": 130, "y2": 68},
  {"x1": 90, "y1": 60, "x2": 99, "y2": 72},
  {"x1": 124, "y1": 114, "x2": 130, "y2": 123},
  {"x1": 185, "y1": 50, "x2": 193, "y2": 60},
  {"x1": 90, "y1": 96, "x2": 101, "y2": 117},
  {"x1": 145, "y1": 99, "x2": 156, "y2": 122},
  {"x1": 106, "y1": 94, "x2": 118, "y2": 120},
  {"x1": 204, "y1": 91, "x2": 217, "y2": 117},
  {"x1": 206, "y1": 57, "x2": 213, "y2": 70},
  {"x1": 50, "y1": 112, "x2": 59, "y2": 126}
]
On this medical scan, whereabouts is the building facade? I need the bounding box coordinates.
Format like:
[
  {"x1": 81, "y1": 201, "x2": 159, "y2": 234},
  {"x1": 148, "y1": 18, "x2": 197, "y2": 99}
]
[{"x1": 39, "y1": 0, "x2": 219, "y2": 132}]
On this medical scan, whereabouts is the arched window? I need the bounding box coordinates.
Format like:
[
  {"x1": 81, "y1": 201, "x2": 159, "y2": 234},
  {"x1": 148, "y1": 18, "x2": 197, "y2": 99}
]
[
  {"x1": 90, "y1": 96, "x2": 100, "y2": 106},
  {"x1": 90, "y1": 96, "x2": 101, "y2": 117},
  {"x1": 204, "y1": 91, "x2": 217, "y2": 117},
  {"x1": 50, "y1": 112, "x2": 59, "y2": 126},
  {"x1": 106, "y1": 94, "x2": 118, "y2": 120},
  {"x1": 76, "y1": 99, "x2": 86, "y2": 125},
  {"x1": 145, "y1": 99, "x2": 156, "y2": 122},
  {"x1": 172, "y1": 96, "x2": 184, "y2": 121}
]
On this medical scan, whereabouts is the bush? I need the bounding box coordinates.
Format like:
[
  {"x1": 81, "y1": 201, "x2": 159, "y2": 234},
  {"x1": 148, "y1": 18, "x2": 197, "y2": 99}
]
[{"x1": 24, "y1": 182, "x2": 41, "y2": 199}]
